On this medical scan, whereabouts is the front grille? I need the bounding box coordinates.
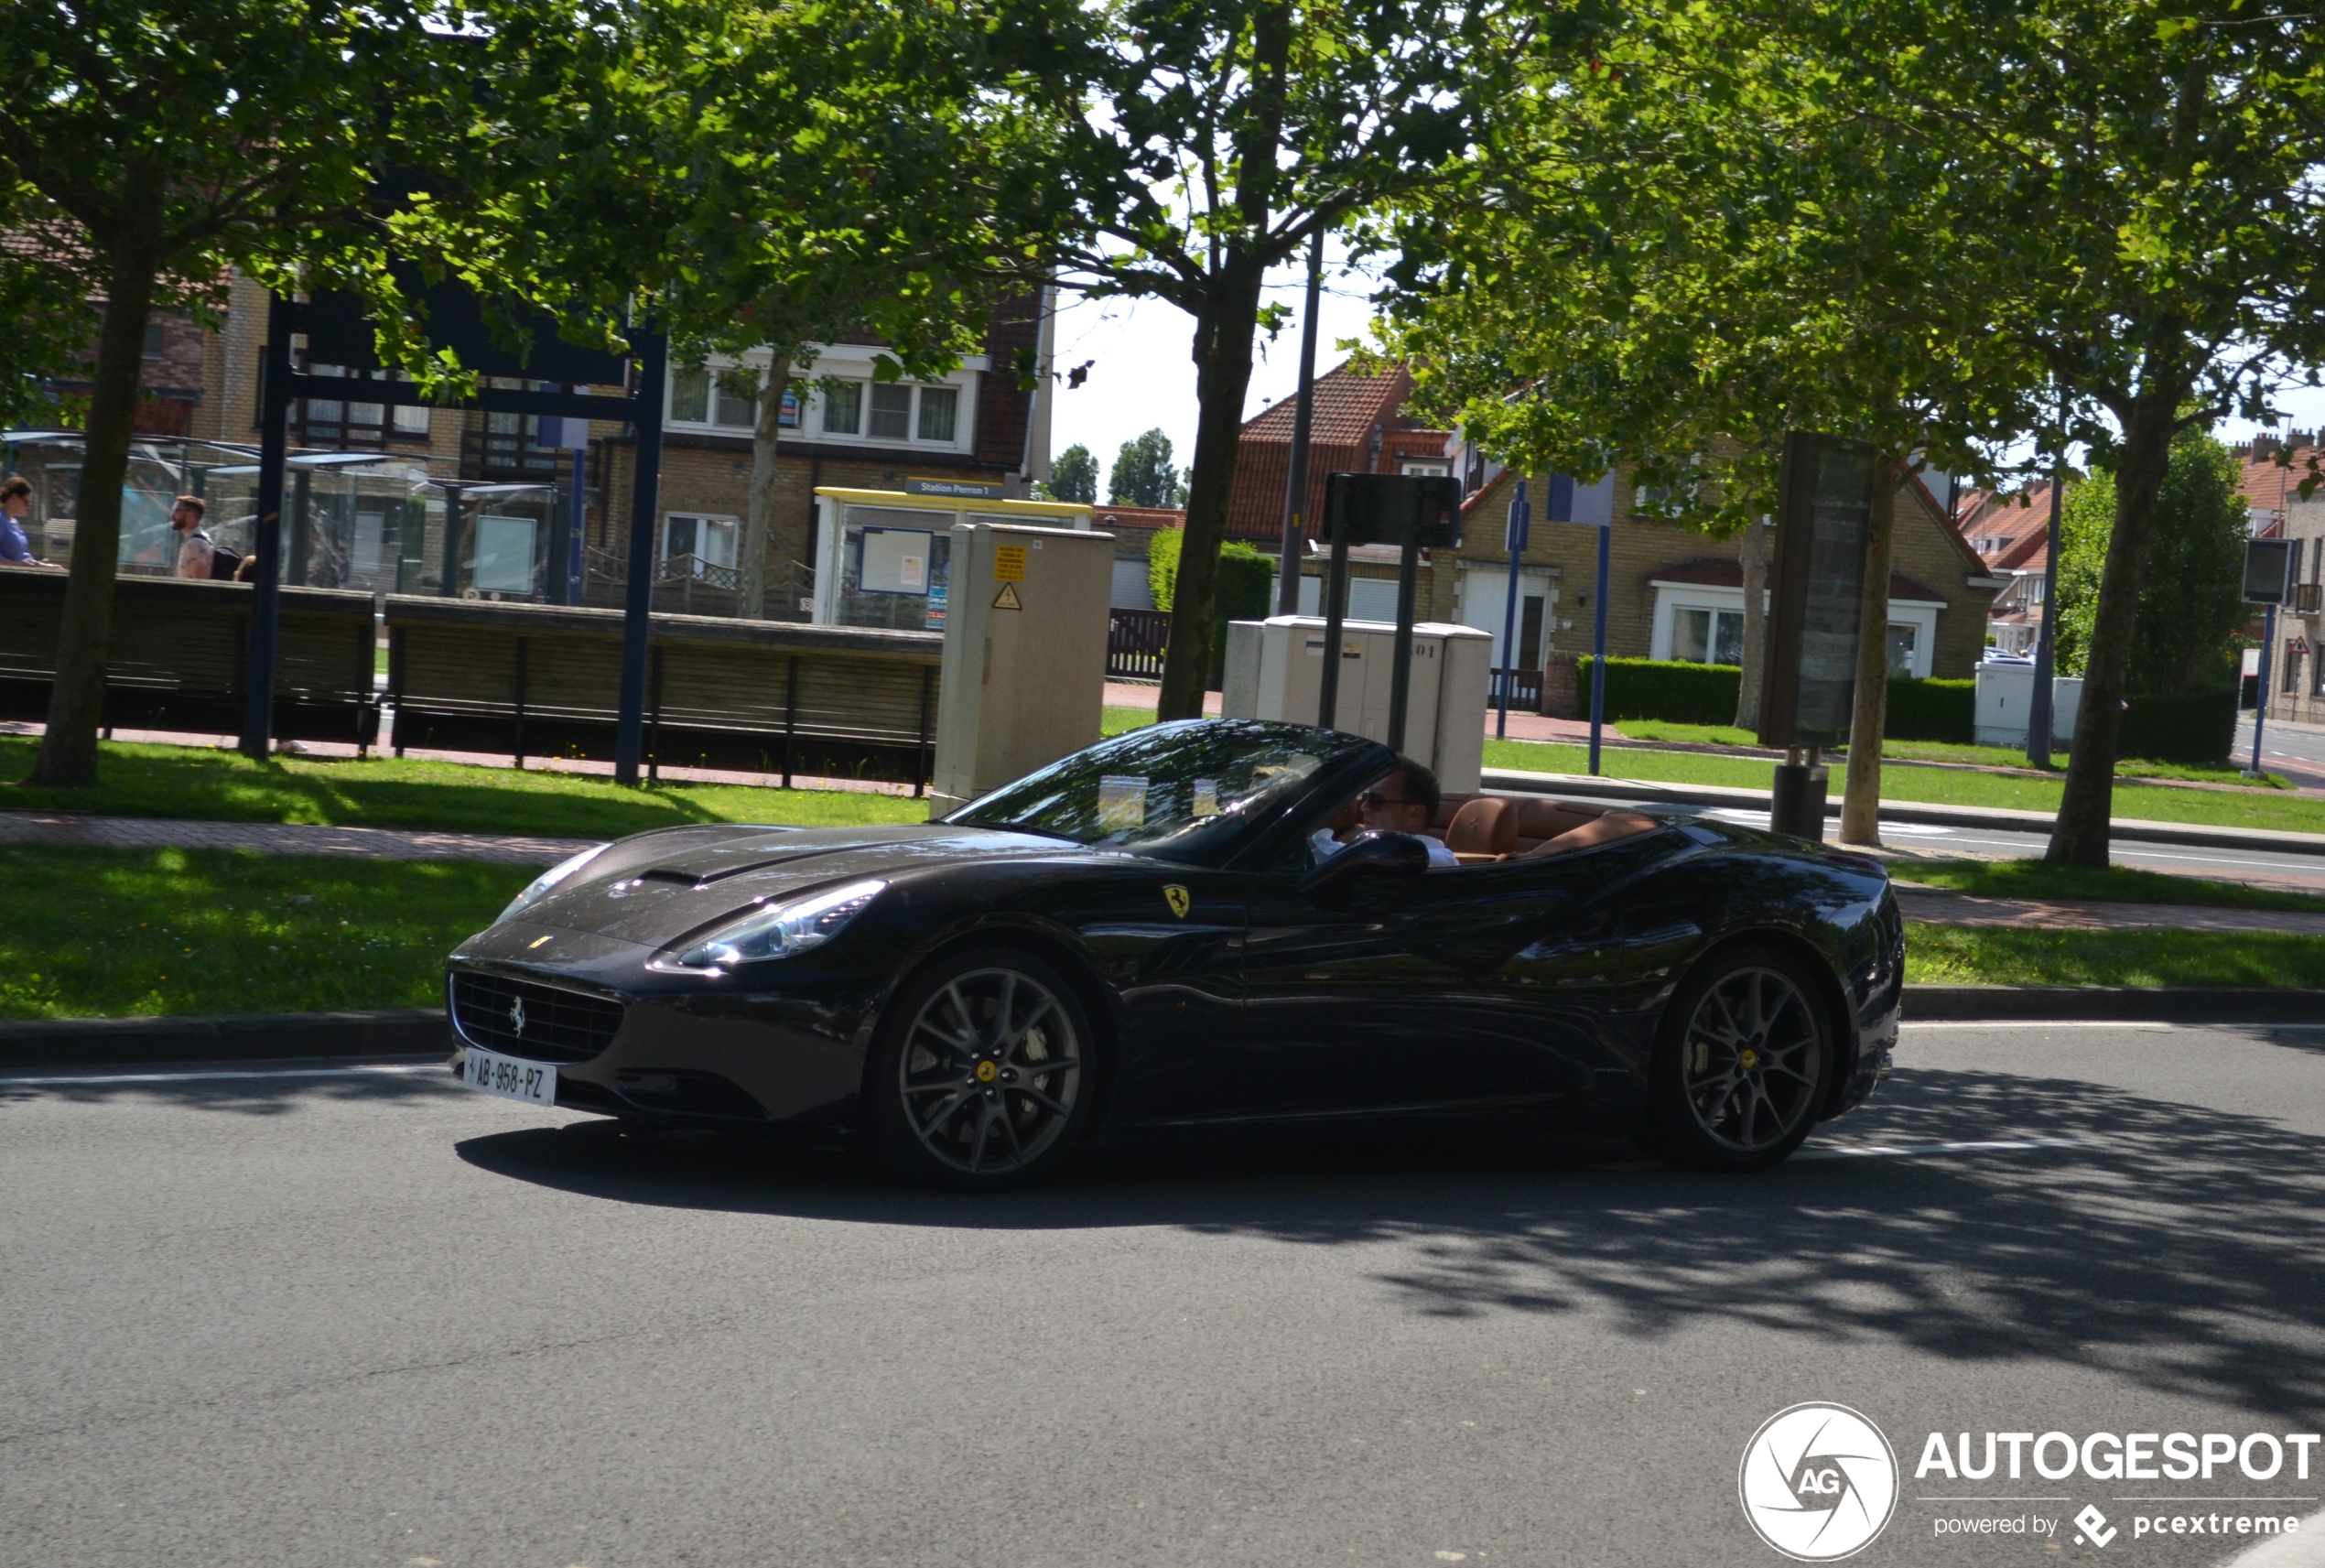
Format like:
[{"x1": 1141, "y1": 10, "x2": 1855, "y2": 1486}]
[{"x1": 450, "y1": 971, "x2": 624, "y2": 1063}]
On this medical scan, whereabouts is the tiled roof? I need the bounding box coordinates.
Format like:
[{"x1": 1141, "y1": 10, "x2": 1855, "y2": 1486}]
[
  {"x1": 2241, "y1": 441, "x2": 2323, "y2": 527},
  {"x1": 1955, "y1": 483, "x2": 2054, "y2": 564},
  {"x1": 1228, "y1": 360, "x2": 1453, "y2": 542},
  {"x1": 1989, "y1": 530, "x2": 2048, "y2": 574},
  {"x1": 1649, "y1": 555, "x2": 1946, "y2": 602},
  {"x1": 1242, "y1": 362, "x2": 1415, "y2": 445},
  {"x1": 1091, "y1": 503, "x2": 1184, "y2": 535}
]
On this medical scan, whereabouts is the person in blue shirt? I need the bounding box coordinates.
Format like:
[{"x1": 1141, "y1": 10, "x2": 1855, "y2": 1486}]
[{"x1": 0, "y1": 476, "x2": 56, "y2": 568}]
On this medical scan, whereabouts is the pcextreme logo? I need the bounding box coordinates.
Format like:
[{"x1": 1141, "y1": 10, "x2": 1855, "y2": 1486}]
[{"x1": 1740, "y1": 1403, "x2": 1902, "y2": 1562}]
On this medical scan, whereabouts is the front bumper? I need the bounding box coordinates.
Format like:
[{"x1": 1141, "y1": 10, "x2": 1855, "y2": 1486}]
[{"x1": 445, "y1": 918, "x2": 881, "y2": 1135}]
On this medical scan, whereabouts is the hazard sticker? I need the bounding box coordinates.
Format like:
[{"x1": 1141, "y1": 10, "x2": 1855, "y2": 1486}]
[
  {"x1": 993, "y1": 543, "x2": 1027, "y2": 582},
  {"x1": 992, "y1": 581, "x2": 1023, "y2": 611}
]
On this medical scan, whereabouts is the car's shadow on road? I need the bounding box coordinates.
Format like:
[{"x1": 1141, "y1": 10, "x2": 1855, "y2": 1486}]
[{"x1": 455, "y1": 1060, "x2": 2325, "y2": 1420}]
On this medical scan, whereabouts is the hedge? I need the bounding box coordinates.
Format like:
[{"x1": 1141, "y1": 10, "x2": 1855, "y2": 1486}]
[
  {"x1": 2116, "y1": 686, "x2": 2237, "y2": 765},
  {"x1": 1883, "y1": 677, "x2": 1974, "y2": 743},
  {"x1": 1209, "y1": 545, "x2": 1276, "y2": 683},
  {"x1": 1575, "y1": 656, "x2": 1740, "y2": 726},
  {"x1": 1573, "y1": 657, "x2": 1974, "y2": 742}
]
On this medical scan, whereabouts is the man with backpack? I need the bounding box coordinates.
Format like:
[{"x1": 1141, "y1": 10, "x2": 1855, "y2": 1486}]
[{"x1": 170, "y1": 495, "x2": 242, "y2": 580}]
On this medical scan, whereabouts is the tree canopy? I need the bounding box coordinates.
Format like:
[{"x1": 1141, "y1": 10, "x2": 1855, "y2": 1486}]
[
  {"x1": 1109, "y1": 429, "x2": 1187, "y2": 509},
  {"x1": 1043, "y1": 443, "x2": 1099, "y2": 503},
  {"x1": 1013, "y1": 0, "x2": 1606, "y2": 719},
  {"x1": 2055, "y1": 432, "x2": 2247, "y2": 696}
]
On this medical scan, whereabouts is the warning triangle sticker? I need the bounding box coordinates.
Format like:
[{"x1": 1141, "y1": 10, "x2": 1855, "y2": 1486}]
[{"x1": 992, "y1": 581, "x2": 1023, "y2": 611}]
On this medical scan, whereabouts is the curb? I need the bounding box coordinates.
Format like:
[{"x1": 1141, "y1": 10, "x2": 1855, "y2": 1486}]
[
  {"x1": 0, "y1": 1010, "x2": 449, "y2": 1072},
  {"x1": 1906, "y1": 986, "x2": 2325, "y2": 1022},
  {"x1": 1481, "y1": 768, "x2": 2325, "y2": 859}
]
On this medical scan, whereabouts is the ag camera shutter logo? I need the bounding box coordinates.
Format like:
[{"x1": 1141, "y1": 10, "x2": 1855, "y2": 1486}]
[{"x1": 1739, "y1": 1402, "x2": 1900, "y2": 1561}]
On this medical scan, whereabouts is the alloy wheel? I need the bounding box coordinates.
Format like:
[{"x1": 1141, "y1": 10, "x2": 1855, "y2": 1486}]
[
  {"x1": 1678, "y1": 965, "x2": 1823, "y2": 1153},
  {"x1": 897, "y1": 967, "x2": 1083, "y2": 1176}
]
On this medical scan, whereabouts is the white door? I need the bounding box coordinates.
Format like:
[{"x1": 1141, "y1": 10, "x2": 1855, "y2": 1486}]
[{"x1": 1458, "y1": 567, "x2": 1552, "y2": 665}]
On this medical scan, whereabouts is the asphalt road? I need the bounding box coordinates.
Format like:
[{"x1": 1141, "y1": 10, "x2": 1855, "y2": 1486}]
[{"x1": 6, "y1": 1027, "x2": 2325, "y2": 1568}]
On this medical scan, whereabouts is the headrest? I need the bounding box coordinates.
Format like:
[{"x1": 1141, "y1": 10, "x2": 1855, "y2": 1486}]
[{"x1": 1444, "y1": 795, "x2": 1519, "y2": 857}]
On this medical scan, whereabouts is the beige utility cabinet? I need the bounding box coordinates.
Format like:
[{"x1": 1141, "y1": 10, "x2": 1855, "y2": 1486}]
[
  {"x1": 929, "y1": 522, "x2": 1117, "y2": 816},
  {"x1": 1221, "y1": 614, "x2": 1492, "y2": 794}
]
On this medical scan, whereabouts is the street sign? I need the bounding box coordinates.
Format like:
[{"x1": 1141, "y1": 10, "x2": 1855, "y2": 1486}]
[
  {"x1": 1324, "y1": 472, "x2": 1463, "y2": 548},
  {"x1": 2245, "y1": 537, "x2": 2298, "y2": 605},
  {"x1": 1757, "y1": 431, "x2": 1876, "y2": 752}
]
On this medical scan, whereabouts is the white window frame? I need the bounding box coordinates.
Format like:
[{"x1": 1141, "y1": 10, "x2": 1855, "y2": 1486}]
[
  {"x1": 661, "y1": 511, "x2": 741, "y2": 573},
  {"x1": 663, "y1": 343, "x2": 983, "y2": 454},
  {"x1": 1649, "y1": 579, "x2": 1945, "y2": 678}
]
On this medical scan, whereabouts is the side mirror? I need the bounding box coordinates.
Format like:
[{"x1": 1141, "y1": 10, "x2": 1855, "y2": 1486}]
[{"x1": 1295, "y1": 829, "x2": 1432, "y2": 899}]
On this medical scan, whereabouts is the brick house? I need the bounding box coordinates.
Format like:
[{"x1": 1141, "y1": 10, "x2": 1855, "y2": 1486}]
[{"x1": 2244, "y1": 437, "x2": 2325, "y2": 722}]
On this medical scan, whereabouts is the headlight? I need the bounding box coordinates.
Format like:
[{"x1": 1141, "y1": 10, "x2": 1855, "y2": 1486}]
[
  {"x1": 496, "y1": 843, "x2": 610, "y2": 925},
  {"x1": 671, "y1": 879, "x2": 886, "y2": 969}
]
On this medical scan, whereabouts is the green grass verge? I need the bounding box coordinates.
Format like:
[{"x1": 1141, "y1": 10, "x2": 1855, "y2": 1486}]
[
  {"x1": 1904, "y1": 925, "x2": 2325, "y2": 989},
  {"x1": 1103, "y1": 705, "x2": 1157, "y2": 738},
  {"x1": 0, "y1": 846, "x2": 529, "y2": 1019},
  {"x1": 0, "y1": 738, "x2": 928, "y2": 839},
  {"x1": 1602, "y1": 719, "x2": 2276, "y2": 786},
  {"x1": 1892, "y1": 858, "x2": 2325, "y2": 914},
  {"x1": 1481, "y1": 737, "x2": 2325, "y2": 835}
]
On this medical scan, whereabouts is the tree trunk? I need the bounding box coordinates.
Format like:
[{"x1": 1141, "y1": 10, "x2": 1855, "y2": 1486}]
[
  {"x1": 1733, "y1": 520, "x2": 1768, "y2": 730},
  {"x1": 28, "y1": 247, "x2": 157, "y2": 788},
  {"x1": 741, "y1": 355, "x2": 792, "y2": 622},
  {"x1": 2047, "y1": 384, "x2": 2179, "y2": 867},
  {"x1": 1157, "y1": 276, "x2": 1266, "y2": 720},
  {"x1": 1837, "y1": 456, "x2": 1902, "y2": 847}
]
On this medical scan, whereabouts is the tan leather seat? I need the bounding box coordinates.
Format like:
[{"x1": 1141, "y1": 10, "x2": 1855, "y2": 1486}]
[
  {"x1": 1444, "y1": 796, "x2": 1518, "y2": 862},
  {"x1": 1519, "y1": 808, "x2": 1660, "y2": 859},
  {"x1": 1513, "y1": 798, "x2": 1605, "y2": 845}
]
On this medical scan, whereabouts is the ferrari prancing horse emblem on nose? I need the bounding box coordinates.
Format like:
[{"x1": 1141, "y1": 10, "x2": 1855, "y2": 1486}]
[{"x1": 1162, "y1": 885, "x2": 1190, "y2": 919}]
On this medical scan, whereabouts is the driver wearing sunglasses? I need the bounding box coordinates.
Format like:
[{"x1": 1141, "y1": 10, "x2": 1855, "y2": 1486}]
[{"x1": 1310, "y1": 759, "x2": 1458, "y2": 869}]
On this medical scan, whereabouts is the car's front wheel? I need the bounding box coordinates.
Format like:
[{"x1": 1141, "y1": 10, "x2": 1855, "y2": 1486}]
[
  {"x1": 868, "y1": 946, "x2": 1096, "y2": 1189},
  {"x1": 1647, "y1": 945, "x2": 1833, "y2": 1172}
]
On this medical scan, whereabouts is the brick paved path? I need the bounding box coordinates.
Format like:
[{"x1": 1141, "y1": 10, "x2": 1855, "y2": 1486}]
[
  {"x1": 1891, "y1": 885, "x2": 2325, "y2": 936},
  {"x1": 0, "y1": 809, "x2": 594, "y2": 865}
]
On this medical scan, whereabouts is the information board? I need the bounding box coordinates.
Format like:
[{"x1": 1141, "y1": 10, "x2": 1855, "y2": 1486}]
[{"x1": 1757, "y1": 432, "x2": 1876, "y2": 749}]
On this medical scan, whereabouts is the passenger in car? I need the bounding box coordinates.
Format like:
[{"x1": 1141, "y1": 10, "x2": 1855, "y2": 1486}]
[{"x1": 1310, "y1": 760, "x2": 1459, "y2": 869}]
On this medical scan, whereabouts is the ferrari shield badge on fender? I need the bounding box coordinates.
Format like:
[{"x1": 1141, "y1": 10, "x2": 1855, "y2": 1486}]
[{"x1": 1162, "y1": 885, "x2": 1191, "y2": 919}]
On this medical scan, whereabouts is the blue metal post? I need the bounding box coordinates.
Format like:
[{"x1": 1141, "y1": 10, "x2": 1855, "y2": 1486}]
[
  {"x1": 1589, "y1": 517, "x2": 1609, "y2": 774},
  {"x1": 1498, "y1": 479, "x2": 1529, "y2": 740}
]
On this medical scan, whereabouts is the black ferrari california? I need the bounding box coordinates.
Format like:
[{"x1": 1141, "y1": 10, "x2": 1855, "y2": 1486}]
[{"x1": 446, "y1": 719, "x2": 1901, "y2": 1186}]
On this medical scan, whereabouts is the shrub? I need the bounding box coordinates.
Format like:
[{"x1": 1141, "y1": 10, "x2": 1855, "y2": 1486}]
[
  {"x1": 1148, "y1": 525, "x2": 1180, "y2": 611},
  {"x1": 2115, "y1": 686, "x2": 2238, "y2": 765},
  {"x1": 1884, "y1": 676, "x2": 1974, "y2": 743},
  {"x1": 1576, "y1": 656, "x2": 1739, "y2": 725},
  {"x1": 1210, "y1": 542, "x2": 1276, "y2": 683}
]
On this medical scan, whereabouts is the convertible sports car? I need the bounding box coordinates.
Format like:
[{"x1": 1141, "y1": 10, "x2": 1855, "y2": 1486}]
[{"x1": 446, "y1": 719, "x2": 1901, "y2": 1187}]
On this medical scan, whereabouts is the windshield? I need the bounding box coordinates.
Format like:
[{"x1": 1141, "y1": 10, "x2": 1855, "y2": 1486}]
[{"x1": 948, "y1": 720, "x2": 1380, "y2": 860}]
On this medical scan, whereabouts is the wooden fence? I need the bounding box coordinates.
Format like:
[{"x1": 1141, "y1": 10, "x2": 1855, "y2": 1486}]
[
  {"x1": 0, "y1": 571, "x2": 378, "y2": 744},
  {"x1": 1107, "y1": 606, "x2": 1169, "y2": 681},
  {"x1": 384, "y1": 597, "x2": 943, "y2": 787}
]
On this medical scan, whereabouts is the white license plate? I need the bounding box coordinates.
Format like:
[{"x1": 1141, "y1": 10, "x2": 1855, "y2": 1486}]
[{"x1": 461, "y1": 1044, "x2": 557, "y2": 1107}]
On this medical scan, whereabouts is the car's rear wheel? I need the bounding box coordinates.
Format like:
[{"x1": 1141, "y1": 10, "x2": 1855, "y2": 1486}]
[
  {"x1": 869, "y1": 946, "x2": 1095, "y2": 1189},
  {"x1": 1647, "y1": 945, "x2": 1832, "y2": 1172}
]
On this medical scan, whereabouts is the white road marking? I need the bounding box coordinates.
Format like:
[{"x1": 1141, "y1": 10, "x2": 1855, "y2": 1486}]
[
  {"x1": 1800, "y1": 1137, "x2": 2103, "y2": 1160},
  {"x1": 1902, "y1": 1020, "x2": 2179, "y2": 1031},
  {"x1": 0, "y1": 1063, "x2": 449, "y2": 1088}
]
